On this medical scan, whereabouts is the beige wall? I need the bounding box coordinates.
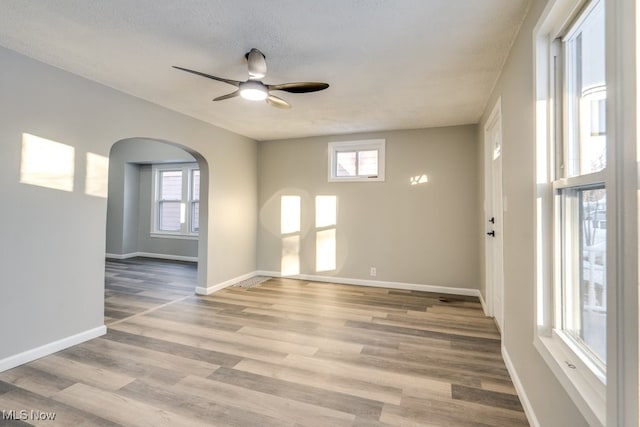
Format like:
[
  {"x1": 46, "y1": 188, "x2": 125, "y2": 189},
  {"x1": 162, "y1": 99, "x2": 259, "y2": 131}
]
[
  {"x1": 477, "y1": 0, "x2": 588, "y2": 424},
  {"x1": 257, "y1": 126, "x2": 480, "y2": 290},
  {"x1": 0, "y1": 45, "x2": 257, "y2": 362}
]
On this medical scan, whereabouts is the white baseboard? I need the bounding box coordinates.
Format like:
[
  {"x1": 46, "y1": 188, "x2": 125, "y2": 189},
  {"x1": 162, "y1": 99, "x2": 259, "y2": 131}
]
[
  {"x1": 257, "y1": 271, "x2": 481, "y2": 298},
  {"x1": 0, "y1": 325, "x2": 107, "y2": 373},
  {"x1": 502, "y1": 345, "x2": 540, "y2": 427},
  {"x1": 479, "y1": 291, "x2": 488, "y2": 316},
  {"x1": 105, "y1": 252, "x2": 197, "y2": 263},
  {"x1": 196, "y1": 271, "x2": 258, "y2": 295},
  {"x1": 105, "y1": 252, "x2": 130, "y2": 260},
  {"x1": 196, "y1": 270, "x2": 480, "y2": 299}
]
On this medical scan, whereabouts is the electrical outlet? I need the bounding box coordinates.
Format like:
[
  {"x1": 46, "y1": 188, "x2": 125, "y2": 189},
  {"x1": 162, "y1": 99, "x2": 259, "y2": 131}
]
[{"x1": 370, "y1": 267, "x2": 377, "y2": 277}]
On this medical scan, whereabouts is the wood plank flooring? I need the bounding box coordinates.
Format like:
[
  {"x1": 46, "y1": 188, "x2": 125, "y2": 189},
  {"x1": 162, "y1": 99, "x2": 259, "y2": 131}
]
[
  {"x1": 0, "y1": 258, "x2": 529, "y2": 426},
  {"x1": 103, "y1": 258, "x2": 196, "y2": 324}
]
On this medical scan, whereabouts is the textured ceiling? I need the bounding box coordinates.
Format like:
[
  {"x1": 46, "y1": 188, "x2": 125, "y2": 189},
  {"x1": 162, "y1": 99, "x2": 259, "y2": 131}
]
[{"x1": 0, "y1": 0, "x2": 529, "y2": 141}]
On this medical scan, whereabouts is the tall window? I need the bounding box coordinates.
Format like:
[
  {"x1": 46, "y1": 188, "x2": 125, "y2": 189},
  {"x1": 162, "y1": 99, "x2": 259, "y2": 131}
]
[
  {"x1": 555, "y1": 0, "x2": 606, "y2": 370},
  {"x1": 534, "y1": 0, "x2": 607, "y2": 424},
  {"x1": 152, "y1": 163, "x2": 200, "y2": 237}
]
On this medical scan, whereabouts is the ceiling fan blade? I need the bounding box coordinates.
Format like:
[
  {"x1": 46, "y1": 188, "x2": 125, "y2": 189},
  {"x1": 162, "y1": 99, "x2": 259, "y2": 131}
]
[
  {"x1": 246, "y1": 48, "x2": 267, "y2": 80},
  {"x1": 267, "y1": 82, "x2": 329, "y2": 93},
  {"x1": 172, "y1": 66, "x2": 241, "y2": 87},
  {"x1": 266, "y1": 95, "x2": 291, "y2": 109},
  {"x1": 213, "y1": 90, "x2": 240, "y2": 101}
]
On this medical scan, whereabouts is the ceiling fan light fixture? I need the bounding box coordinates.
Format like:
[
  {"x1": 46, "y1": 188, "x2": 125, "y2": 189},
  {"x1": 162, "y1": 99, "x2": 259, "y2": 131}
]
[
  {"x1": 239, "y1": 81, "x2": 268, "y2": 101},
  {"x1": 173, "y1": 48, "x2": 329, "y2": 108}
]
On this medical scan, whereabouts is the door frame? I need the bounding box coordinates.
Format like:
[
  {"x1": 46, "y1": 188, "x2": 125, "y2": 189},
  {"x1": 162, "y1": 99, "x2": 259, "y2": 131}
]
[{"x1": 484, "y1": 97, "x2": 505, "y2": 332}]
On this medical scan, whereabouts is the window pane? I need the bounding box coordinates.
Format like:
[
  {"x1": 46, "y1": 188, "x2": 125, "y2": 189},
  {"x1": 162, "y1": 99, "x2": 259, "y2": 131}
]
[
  {"x1": 191, "y1": 201, "x2": 199, "y2": 233},
  {"x1": 160, "y1": 170, "x2": 182, "y2": 200},
  {"x1": 192, "y1": 169, "x2": 200, "y2": 201},
  {"x1": 579, "y1": 188, "x2": 606, "y2": 362},
  {"x1": 562, "y1": 187, "x2": 606, "y2": 363},
  {"x1": 159, "y1": 201, "x2": 181, "y2": 231},
  {"x1": 358, "y1": 150, "x2": 378, "y2": 176},
  {"x1": 336, "y1": 152, "x2": 356, "y2": 177},
  {"x1": 565, "y1": 1, "x2": 606, "y2": 177}
]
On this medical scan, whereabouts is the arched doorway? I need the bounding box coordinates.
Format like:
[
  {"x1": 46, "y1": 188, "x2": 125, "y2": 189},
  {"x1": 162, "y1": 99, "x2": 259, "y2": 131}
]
[{"x1": 104, "y1": 138, "x2": 209, "y2": 321}]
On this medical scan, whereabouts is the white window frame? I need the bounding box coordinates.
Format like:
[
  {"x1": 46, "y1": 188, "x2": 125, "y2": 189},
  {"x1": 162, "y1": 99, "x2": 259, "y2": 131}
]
[
  {"x1": 535, "y1": 0, "x2": 640, "y2": 425},
  {"x1": 534, "y1": 0, "x2": 609, "y2": 425},
  {"x1": 151, "y1": 162, "x2": 199, "y2": 239},
  {"x1": 328, "y1": 139, "x2": 385, "y2": 182}
]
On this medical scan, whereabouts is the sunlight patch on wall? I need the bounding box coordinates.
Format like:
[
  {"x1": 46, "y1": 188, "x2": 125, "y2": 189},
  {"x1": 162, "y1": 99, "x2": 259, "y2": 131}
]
[
  {"x1": 281, "y1": 195, "x2": 301, "y2": 234},
  {"x1": 316, "y1": 195, "x2": 337, "y2": 228},
  {"x1": 281, "y1": 195, "x2": 301, "y2": 276},
  {"x1": 20, "y1": 133, "x2": 75, "y2": 192},
  {"x1": 281, "y1": 235, "x2": 300, "y2": 276},
  {"x1": 410, "y1": 174, "x2": 429, "y2": 185},
  {"x1": 316, "y1": 229, "x2": 336, "y2": 272},
  {"x1": 85, "y1": 152, "x2": 109, "y2": 198}
]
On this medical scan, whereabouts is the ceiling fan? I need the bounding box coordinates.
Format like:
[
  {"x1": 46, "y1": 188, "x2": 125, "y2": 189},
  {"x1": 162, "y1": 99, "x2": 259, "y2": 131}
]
[{"x1": 173, "y1": 48, "x2": 329, "y2": 109}]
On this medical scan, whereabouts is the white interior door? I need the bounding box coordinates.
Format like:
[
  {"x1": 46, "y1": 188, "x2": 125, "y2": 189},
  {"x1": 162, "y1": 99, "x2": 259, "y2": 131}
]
[{"x1": 485, "y1": 99, "x2": 504, "y2": 333}]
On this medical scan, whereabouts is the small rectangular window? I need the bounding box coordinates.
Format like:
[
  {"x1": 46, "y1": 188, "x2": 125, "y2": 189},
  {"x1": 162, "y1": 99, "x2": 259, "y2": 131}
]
[{"x1": 328, "y1": 140, "x2": 385, "y2": 182}]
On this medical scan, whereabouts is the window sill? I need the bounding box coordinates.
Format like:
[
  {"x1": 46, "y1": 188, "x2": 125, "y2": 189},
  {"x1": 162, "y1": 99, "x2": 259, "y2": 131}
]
[
  {"x1": 328, "y1": 176, "x2": 385, "y2": 183},
  {"x1": 150, "y1": 232, "x2": 198, "y2": 241},
  {"x1": 534, "y1": 334, "x2": 605, "y2": 426}
]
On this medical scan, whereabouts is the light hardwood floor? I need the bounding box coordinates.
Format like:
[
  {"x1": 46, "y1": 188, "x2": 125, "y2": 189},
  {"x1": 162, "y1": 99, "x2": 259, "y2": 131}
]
[{"x1": 0, "y1": 258, "x2": 529, "y2": 426}]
